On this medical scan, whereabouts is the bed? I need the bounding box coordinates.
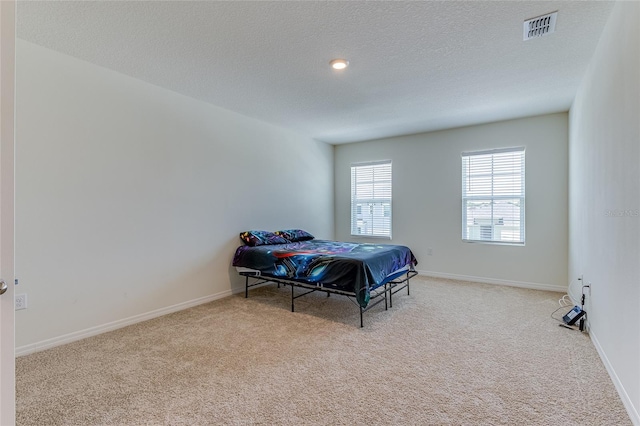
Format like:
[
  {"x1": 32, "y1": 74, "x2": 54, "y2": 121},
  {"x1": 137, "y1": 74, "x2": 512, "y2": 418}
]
[{"x1": 232, "y1": 229, "x2": 418, "y2": 327}]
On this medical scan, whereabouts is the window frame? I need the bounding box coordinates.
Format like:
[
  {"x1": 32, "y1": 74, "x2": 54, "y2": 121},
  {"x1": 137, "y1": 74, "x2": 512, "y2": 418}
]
[
  {"x1": 350, "y1": 160, "x2": 392, "y2": 239},
  {"x1": 461, "y1": 147, "x2": 525, "y2": 245}
]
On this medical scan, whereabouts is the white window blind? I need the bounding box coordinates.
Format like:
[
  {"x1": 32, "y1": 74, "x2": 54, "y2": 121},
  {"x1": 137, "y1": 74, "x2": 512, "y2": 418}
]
[
  {"x1": 351, "y1": 161, "x2": 392, "y2": 238},
  {"x1": 462, "y1": 148, "x2": 525, "y2": 244}
]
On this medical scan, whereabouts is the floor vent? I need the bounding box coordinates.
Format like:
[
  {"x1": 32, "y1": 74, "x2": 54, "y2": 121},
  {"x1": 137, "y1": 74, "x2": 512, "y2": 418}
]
[{"x1": 523, "y1": 11, "x2": 558, "y2": 41}]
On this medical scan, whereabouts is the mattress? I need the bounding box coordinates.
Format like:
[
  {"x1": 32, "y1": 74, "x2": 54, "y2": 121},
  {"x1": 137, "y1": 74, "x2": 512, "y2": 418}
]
[{"x1": 232, "y1": 240, "x2": 417, "y2": 307}]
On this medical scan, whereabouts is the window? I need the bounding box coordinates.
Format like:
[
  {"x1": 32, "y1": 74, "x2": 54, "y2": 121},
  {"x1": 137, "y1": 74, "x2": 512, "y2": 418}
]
[
  {"x1": 351, "y1": 161, "x2": 392, "y2": 238},
  {"x1": 462, "y1": 147, "x2": 525, "y2": 244}
]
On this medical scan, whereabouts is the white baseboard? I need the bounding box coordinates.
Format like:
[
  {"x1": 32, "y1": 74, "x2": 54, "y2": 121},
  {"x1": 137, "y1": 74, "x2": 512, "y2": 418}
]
[
  {"x1": 590, "y1": 330, "x2": 640, "y2": 426},
  {"x1": 417, "y1": 270, "x2": 567, "y2": 293},
  {"x1": 15, "y1": 289, "x2": 233, "y2": 357},
  {"x1": 419, "y1": 270, "x2": 637, "y2": 423}
]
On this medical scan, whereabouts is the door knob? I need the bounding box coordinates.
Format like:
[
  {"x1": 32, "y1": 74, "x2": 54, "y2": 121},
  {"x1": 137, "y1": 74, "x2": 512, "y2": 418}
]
[{"x1": 0, "y1": 280, "x2": 7, "y2": 295}]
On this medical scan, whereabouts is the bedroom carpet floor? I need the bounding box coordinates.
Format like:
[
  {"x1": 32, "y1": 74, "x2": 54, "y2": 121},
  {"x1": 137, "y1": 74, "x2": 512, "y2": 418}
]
[{"x1": 16, "y1": 276, "x2": 631, "y2": 425}]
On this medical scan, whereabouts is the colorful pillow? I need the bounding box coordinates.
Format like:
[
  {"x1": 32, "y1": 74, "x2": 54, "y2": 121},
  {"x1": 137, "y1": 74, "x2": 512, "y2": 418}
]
[
  {"x1": 239, "y1": 230, "x2": 289, "y2": 247},
  {"x1": 275, "y1": 229, "x2": 315, "y2": 242}
]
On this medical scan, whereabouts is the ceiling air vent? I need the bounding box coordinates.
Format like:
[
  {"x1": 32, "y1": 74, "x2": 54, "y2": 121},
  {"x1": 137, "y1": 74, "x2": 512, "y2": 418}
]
[{"x1": 523, "y1": 11, "x2": 557, "y2": 41}]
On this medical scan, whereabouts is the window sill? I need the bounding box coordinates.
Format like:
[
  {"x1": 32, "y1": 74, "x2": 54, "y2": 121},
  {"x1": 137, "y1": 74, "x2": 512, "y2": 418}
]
[
  {"x1": 351, "y1": 234, "x2": 392, "y2": 240},
  {"x1": 463, "y1": 239, "x2": 525, "y2": 246}
]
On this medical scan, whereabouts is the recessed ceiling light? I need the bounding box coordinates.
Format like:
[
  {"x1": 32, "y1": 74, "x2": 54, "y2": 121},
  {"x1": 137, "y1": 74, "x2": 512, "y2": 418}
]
[{"x1": 330, "y1": 59, "x2": 349, "y2": 70}]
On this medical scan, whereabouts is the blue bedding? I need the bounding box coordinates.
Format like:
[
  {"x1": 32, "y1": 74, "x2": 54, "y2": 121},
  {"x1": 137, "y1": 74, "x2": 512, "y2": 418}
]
[{"x1": 232, "y1": 240, "x2": 418, "y2": 307}]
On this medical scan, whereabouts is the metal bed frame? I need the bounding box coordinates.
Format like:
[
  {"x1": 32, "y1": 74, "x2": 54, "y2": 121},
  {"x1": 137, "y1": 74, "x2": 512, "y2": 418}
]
[{"x1": 240, "y1": 269, "x2": 418, "y2": 327}]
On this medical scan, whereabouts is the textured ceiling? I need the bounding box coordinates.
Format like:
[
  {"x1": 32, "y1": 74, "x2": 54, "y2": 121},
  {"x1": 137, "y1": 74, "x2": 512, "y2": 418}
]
[{"x1": 17, "y1": 1, "x2": 615, "y2": 144}]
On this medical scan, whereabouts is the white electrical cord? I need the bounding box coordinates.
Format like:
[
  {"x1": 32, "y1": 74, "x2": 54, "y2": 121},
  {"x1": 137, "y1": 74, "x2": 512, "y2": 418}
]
[{"x1": 558, "y1": 294, "x2": 572, "y2": 307}]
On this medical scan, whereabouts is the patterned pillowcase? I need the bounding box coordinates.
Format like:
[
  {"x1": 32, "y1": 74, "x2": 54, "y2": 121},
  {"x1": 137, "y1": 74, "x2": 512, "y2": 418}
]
[
  {"x1": 275, "y1": 229, "x2": 315, "y2": 242},
  {"x1": 239, "y1": 230, "x2": 289, "y2": 247}
]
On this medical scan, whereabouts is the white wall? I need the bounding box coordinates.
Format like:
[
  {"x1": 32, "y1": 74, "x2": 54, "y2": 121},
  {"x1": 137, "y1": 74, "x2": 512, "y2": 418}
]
[
  {"x1": 15, "y1": 40, "x2": 334, "y2": 351},
  {"x1": 569, "y1": 1, "x2": 640, "y2": 423},
  {"x1": 335, "y1": 113, "x2": 568, "y2": 290}
]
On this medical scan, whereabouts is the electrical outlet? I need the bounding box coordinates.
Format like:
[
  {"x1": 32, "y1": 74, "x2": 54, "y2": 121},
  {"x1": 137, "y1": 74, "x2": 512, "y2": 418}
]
[
  {"x1": 15, "y1": 293, "x2": 27, "y2": 310},
  {"x1": 427, "y1": 247, "x2": 433, "y2": 256}
]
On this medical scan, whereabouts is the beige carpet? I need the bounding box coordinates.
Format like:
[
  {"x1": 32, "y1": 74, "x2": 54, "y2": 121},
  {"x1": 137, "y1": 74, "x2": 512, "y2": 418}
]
[{"x1": 16, "y1": 276, "x2": 631, "y2": 425}]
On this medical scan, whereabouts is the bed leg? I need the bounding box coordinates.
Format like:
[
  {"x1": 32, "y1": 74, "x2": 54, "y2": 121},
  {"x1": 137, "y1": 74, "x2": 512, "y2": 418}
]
[
  {"x1": 389, "y1": 283, "x2": 393, "y2": 309},
  {"x1": 384, "y1": 283, "x2": 388, "y2": 310},
  {"x1": 291, "y1": 284, "x2": 295, "y2": 312},
  {"x1": 360, "y1": 306, "x2": 364, "y2": 328},
  {"x1": 245, "y1": 276, "x2": 249, "y2": 298},
  {"x1": 407, "y1": 277, "x2": 410, "y2": 296}
]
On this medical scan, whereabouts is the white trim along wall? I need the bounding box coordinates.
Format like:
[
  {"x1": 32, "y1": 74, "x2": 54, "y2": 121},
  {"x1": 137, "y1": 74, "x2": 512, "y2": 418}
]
[
  {"x1": 14, "y1": 5, "x2": 640, "y2": 422},
  {"x1": 569, "y1": 1, "x2": 640, "y2": 423},
  {"x1": 15, "y1": 40, "x2": 334, "y2": 351},
  {"x1": 335, "y1": 112, "x2": 569, "y2": 291}
]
